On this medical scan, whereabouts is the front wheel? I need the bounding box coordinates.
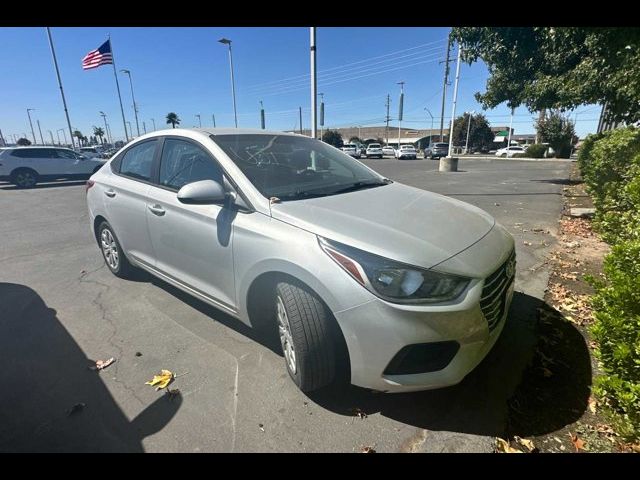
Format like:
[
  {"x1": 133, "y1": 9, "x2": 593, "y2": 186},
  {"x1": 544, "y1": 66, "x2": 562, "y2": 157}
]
[{"x1": 275, "y1": 281, "x2": 336, "y2": 392}]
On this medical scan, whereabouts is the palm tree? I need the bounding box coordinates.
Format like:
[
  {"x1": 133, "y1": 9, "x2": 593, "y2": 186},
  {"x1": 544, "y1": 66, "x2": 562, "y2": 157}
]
[
  {"x1": 166, "y1": 112, "x2": 180, "y2": 129},
  {"x1": 73, "y1": 130, "x2": 84, "y2": 147},
  {"x1": 93, "y1": 126, "x2": 105, "y2": 144}
]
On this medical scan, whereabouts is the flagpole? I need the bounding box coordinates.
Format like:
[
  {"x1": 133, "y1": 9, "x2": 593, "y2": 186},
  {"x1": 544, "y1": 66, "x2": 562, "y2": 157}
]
[
  {"x1": 108, "y1": 34, "x2": 129, "y2": 142},
  {"x1": 46, "y1": 27, "x2": 75, "y2": 149}
]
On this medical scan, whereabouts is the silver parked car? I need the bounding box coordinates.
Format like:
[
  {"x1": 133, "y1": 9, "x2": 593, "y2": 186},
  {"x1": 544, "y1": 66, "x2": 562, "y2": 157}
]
[{"x1": 86, "y1": 129, "x2": 515, "y2": 393}]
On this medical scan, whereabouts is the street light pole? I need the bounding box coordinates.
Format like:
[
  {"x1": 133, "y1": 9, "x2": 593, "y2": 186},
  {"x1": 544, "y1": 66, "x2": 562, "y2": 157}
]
[
  {"x1": 48, "y1": 130, "x2": 54, "y2": 145},
  {"x1": 196, "y1": 114, "x2": 202, "y2": 127},
  {"x1": 446, "y1": 45, "x2": 462, "y2": 158},
  {"x1": 120, "y1": 69, "x2": 140, "y2": 137},
  {"x1": 142, "y1": 121, "x2": 147, "y2": 134},
  {"x1": 424, "y1": 108, "x2": 434, "y2": 144},
  {"x1": 218, "y1": 38, "x2": 238, "y2": 128},
  {"x1": 397, "y1": 81, "x2": 405, "y2": 153},
  {"x1": 26, "y1": 108, "x2": 37, "y2": 144},
  {"x1": 151, "y1": 118, "x2": 156, "y2": 131},
  {"x1": 126, "y1": 121, "x2": 132, "y2": 137},
  {"x1": 464, "y1": 110, "x2": 475, "y2": 154},
  {"x1": 212, "y1": 114, "x2": 216, "y2": 128},
  {"x1": 37, "y1": 119, "x2": 44, "y2": 145},
  {"x1": 99, "y1": 111, "x2": 111, "y2": 145},
  {"x1": 318, "y1": 92, "x2": 324, "y2": 141},
  {"x1": 310, "y1": 27, "x2": 317, "y2": 140}
]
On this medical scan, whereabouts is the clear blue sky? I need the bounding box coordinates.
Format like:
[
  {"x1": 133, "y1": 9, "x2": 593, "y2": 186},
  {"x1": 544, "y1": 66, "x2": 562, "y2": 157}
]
[{"x1": 0, "y1": 27, "x2": 601, "y2": 144}]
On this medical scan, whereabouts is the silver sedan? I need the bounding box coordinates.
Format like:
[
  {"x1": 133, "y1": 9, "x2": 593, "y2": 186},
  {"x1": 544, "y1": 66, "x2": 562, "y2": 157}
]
[{"x1": 86, "y1": 128, "x2": 515, "y2": 393}]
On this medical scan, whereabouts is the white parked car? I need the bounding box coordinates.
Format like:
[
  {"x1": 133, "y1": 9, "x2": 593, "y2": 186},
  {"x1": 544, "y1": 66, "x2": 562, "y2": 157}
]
[
  {"x1": 395, "y1": 144, "x2": 418, "y2": 160},
  {"x1": 382, "y1": 145, "x2": 396, "y2": 157},
  {"x1": 79, "y1": 146, "x2": 106, "y2": 158},
  {"x1": 0, "y1": 146, "x2": 107, "y2": 188},
  {"x1": 495, "y1": 146, "x2": 525, "y2": 158},
  {"x1": 341, "y1": 144, "x2": 361, "y2": 159},
  {"x1": 365, "y1": 143, "x2": 383, "y2": 159}
]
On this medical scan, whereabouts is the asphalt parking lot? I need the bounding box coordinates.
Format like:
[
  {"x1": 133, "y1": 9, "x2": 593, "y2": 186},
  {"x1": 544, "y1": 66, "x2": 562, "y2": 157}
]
[{"x1": 0, "y1": 157, "x2": 573, "y2": 452}]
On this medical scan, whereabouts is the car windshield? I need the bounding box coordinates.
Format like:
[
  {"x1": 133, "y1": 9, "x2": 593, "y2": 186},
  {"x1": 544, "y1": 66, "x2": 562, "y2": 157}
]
[
  {"x1": 434, "y1": 143, "x2": 448, "y2": 148},
  {"x1": 212, "y1": 134, "x2": 389, "y2": 201}
]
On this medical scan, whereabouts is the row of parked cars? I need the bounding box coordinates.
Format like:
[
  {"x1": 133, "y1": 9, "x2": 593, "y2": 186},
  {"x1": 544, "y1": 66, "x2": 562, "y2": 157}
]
[{"x1": 341, "y1": 143, "x2": 420, "y2": 160}]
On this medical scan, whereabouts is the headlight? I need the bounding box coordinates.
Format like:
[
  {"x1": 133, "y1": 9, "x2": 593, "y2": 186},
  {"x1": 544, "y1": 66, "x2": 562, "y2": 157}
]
[{"x1": 319, "y1": 237, "x2": 470, "y2": 304}]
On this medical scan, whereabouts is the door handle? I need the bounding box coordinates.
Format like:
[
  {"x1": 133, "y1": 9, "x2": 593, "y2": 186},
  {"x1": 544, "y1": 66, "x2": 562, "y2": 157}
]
[
  {"x1": 104, "y1": 189, "x2": 116, "y2": 198},
  {"x1": 148, "y1": 204, "x2": 166, "y2": 216}
]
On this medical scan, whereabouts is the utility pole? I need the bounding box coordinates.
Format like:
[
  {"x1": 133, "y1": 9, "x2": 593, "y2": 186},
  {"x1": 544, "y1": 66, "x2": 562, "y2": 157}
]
[
  {"x1": 439, "y1": 35, "x2": 452, "y2": 142},
  {"x1": 260, "y1": 100, "x2": 265, "y2": 129},
  {"x1": 37, "y1": 119, "x2": 44, "y2": 145},
  {"x1": 48, "y1": 130, "x2": 54, "y2": 145},
  {"x1": 211, "y1": 114, "x2": 216, "y2": 128},
  {"x1": 397, "y1": 81, "x2": 405, "y2": 153},
  {"x1": 143, "y1": 121, "x2": 147, "y2": 134},
  {"x1": 385, "y1": 93, "x2": 391, "y2": 145},
  {"x1": 310, "y1": 27, "x2": 317, "y2": 140},
  {"x1": 151, "y1": 118, "x2": 156, "y2": 131},
  {"x1": 46, "y1": 27, "x2": 75, "y2": 149},
  {"x1": 299, "y1": 106, "x2": 303, "y2": 135}
]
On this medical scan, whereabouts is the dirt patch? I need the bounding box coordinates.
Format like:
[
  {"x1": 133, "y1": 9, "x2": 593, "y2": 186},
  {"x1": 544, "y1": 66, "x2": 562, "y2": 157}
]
[{"x1": 500, "y1": 163, "x2": 636, "y2": 453}]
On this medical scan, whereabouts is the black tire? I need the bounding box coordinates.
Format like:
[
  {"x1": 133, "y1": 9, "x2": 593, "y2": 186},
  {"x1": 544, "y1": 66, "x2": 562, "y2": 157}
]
[
  {"x1": 97, "y1": 221, "x2": 135, "y2": 279},
  {"x1": 10, "y1": 168, "x2": 38, "y2": 188},
  {"x1": 275, "y1": 281, "x2": 336, "y2": 392}
]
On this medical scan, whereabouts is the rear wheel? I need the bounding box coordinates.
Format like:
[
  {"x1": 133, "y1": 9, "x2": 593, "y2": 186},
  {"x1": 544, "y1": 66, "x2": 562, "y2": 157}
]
[
  {"x1": 97, "y1": 221, "x2": 135, "y2": 279},
  {"x1": 275, "y1": 281, "x2": 337, "y2": 392},
  {"x1": 10, "y1": 168, "x2": 38, "y2": 188}
]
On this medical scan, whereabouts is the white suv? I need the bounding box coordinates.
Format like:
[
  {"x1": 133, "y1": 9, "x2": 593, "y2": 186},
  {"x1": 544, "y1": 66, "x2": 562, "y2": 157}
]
[
  {"x1": 341, "y1": 144, "x2": 361, "y2": 159},
  {"x1": 0, "y1": 146, "x2": 107, "y2": 188}
]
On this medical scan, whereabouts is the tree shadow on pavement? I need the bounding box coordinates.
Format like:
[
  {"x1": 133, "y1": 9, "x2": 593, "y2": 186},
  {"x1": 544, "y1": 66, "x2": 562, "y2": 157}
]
[
  {"x1": 308, "y1": 291, "x2": 591, "y2": 439},
  {"x1": 0, "y1": 282, "x2": 182, "y2": 452}
]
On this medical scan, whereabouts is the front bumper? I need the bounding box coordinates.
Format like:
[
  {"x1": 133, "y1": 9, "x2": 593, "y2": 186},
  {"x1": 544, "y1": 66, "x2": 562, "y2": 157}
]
[{"x1": 333, "y1": 228, "x2": 515, "y2": 393}]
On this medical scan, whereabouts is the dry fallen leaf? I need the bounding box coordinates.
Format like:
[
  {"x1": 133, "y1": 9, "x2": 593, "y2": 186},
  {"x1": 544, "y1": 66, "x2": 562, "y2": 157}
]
[
  {"x1": 514, "y1": 436, "x2": 536, "y2": 453},
  {"x1": 588, "y1": 396, "x2": 597, "y2": 414},
  {"x1": 632, "y1": 444, "x2": 640, "y2": 453},
  {"x1": 541, "y1": 367, "x2": 554, "y2": 378},
  {"x1": 570, "y1": 433, "x2": 586, "y2": 452},
  {"x1": 145, "y1": 369, "x2": 174, "y2": 390},
  {"x1": 89, "y1": 357, "x2": 115, "y2": 371},
  {"x1": 361, "y1": 446, "x2": 376, "y2": 453},
  {"x1": 495, "y1": 437, "x2": 523, "y2": 453}
]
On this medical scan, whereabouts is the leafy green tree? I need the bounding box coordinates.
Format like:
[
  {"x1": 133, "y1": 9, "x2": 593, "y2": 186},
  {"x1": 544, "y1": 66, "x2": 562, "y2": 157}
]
[
  {"x1": 451, "y1": 113, "x2": 494, "y2": 151},
  {"x1": 451, "y1": 27, "x2": 640, "y2": 124},
  {"x1": 93, "y1": 126, "x2": 105, "y2": 144},
  {"x1": 322, "y1": 129, "x2": 343, "y2": 148},
  {"x1": 166, "y1": 112, "x2": 180, "y2": 129},
  {"x1": 349, "y1": 136, "x2": 363, "y2": 144},
  {"x1": 536, "y1": 111, "x2": 577, "y2": 158},
  {"x1": 17, "y1": 137, "x2": 31, "y2": 146}
]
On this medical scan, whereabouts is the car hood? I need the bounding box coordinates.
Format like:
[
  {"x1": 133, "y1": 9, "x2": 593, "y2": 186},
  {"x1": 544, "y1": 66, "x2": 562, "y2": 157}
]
[{"x1": 270, "y1": 182, "x2": 495, "y2": 269}]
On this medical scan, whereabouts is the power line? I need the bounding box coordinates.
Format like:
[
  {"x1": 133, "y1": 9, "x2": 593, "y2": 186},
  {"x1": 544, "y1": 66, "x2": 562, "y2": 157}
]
[{"x1": 242, "y1": 38, "x2": 447, "y2": 92}]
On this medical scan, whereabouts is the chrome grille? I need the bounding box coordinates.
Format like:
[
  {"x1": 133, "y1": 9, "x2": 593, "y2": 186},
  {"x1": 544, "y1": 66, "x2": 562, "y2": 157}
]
[{"x1": 481, "y1": 250, "x2": 516, "y2": 331}]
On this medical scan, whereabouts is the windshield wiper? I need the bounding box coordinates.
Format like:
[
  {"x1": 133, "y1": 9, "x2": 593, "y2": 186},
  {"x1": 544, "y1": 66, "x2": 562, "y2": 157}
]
[{"x1": 330, "y1": 179, "x2": 392, "y2": 195}]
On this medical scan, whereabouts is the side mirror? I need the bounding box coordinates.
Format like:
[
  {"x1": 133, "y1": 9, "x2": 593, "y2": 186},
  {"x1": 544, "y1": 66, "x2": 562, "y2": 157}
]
[{"x1": 177, "y1": 179, "x2": 226, "y2": 204}]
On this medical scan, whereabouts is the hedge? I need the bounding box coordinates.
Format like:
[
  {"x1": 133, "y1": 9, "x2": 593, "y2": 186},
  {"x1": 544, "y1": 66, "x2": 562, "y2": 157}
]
[{"x1": 579, "y1": 126, "x2": 640, "y2": 435}]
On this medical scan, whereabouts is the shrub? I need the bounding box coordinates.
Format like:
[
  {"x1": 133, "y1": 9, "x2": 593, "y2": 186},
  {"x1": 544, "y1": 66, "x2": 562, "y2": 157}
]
[
  {"x1": 524, "y1": 143, "x2": 547, "y2": 158},
  {"x1": 590, "y1": 240, "x2": 640, "y2": 431},
  {"x1": 512, "y1": 153, "x2": 528, "y2": 158}
]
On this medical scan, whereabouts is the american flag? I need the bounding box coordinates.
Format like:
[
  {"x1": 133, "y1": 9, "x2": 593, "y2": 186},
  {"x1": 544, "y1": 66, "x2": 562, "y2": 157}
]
[{"x1": 82, "y1": 40, "x2": 113, "y2": 70}]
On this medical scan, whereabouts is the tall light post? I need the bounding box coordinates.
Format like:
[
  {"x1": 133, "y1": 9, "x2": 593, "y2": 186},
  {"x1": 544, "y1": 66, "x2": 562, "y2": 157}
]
[
  {"x1": 259, "y1": 101, "x2": 265, "y2": 129},
  {"x1": 195, "y1": 114, "x2": 202, "y2": 127},
  {"x1": 212, "y1": 114, "x2": 216, "y2": 128},
  {"x1": 446, "y1": 45, "x2": 462, "y2": 158},
  {"x1": 464, "y1": 110, "x2": 475, "y2": 154},
  {"x1": 424, "y1": 107, "x2": 434, "y2": 144},
  {"x1": 310, "y1": 27, "x2": 317, "y2": 140},
  {"x1": 48, "y1": 130, "x2": 54, "y2": 145},
  {"x1": 126, "y1": 121, "x2": 132, "y2": 139},
  {"x1": 318, "y1": 92, "x2": 324, "y2": 140},
  {"x1": 151, "y1": 118, "x2": 156, "y2": 131},
  {"x1": 218, "y1": 38, "x2": 238, "y2": 128},
  {"x1": 26, "y1": 108, "x2": 37, "y2": 144},
  {"x1": 99, "y1": 111, "x2": 111, "y2": 145},
  {"x1": 142, "y1": 121, "x2": 147, "y2": 134},
  {"x1": 57, "y1": 128, "x2": 67, "y2": 146},
  {"x1": 36, "y1": 119, "x2": 44, "y2": 145},
  {"x1": 120, "y1": 69, "x2": 140, "y2": 137}
]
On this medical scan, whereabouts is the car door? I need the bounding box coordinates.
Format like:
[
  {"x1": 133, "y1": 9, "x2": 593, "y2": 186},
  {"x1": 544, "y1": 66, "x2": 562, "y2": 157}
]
[
  {"x1": 55, "y1": 148, "x2": 93, "y2": 174},
  {"x1": 104, "y1": 139, "x2": 159, "y2": 267},
  {"x1": 145, "y1": 137, "x2": 237, "y2": 311},
  {"x1": 13, "y1": 148, "x2": 63, "y2": 175}
]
